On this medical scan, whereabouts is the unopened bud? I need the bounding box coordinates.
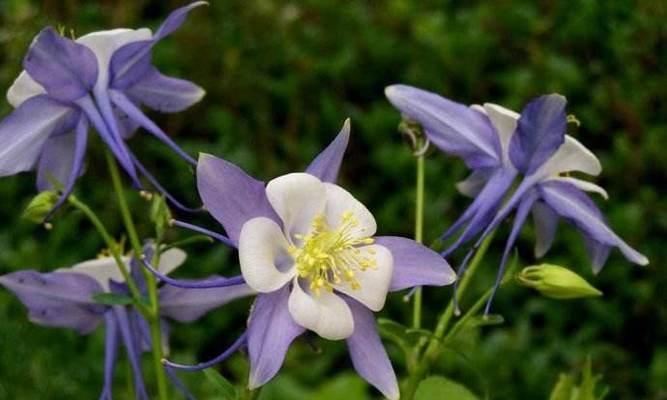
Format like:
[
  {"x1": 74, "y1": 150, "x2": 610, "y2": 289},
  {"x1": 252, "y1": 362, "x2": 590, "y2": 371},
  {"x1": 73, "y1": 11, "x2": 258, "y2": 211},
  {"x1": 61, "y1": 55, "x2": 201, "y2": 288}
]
[
  {"x1": 22, "y1": 191, "x2": 59, "y2": 223},
  {"x1": 518, "y1": 264, "x2": 602, "y2": 299}
]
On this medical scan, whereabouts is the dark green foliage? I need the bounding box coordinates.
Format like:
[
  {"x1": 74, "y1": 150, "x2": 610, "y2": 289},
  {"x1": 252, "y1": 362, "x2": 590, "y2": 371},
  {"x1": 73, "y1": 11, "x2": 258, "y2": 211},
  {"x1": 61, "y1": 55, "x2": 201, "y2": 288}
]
[{"x1": 0, "y1": 0, "x2": 664, "y2": 398}]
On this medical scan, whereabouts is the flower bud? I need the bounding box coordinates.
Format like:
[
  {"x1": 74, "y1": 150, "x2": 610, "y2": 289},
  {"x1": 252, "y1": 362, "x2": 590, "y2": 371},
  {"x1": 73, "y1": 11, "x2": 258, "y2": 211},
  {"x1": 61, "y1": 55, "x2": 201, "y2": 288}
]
[
  {"x1": 22, "y1": 191, "x2": 59, "y2": 223},
  {"x1": 518, "y1": 264, "x2": 602, "y2": 299}
]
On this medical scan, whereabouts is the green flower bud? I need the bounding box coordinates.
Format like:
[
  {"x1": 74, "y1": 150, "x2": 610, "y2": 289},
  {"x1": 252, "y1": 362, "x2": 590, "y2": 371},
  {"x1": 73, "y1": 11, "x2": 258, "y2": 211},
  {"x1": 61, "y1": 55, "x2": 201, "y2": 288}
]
[
  {"x1": 518, "y1": 264, "x2": 602, "y2": 300},
  {"x1": 22, "y1": 191, "x2": 59, "y2": 223}
]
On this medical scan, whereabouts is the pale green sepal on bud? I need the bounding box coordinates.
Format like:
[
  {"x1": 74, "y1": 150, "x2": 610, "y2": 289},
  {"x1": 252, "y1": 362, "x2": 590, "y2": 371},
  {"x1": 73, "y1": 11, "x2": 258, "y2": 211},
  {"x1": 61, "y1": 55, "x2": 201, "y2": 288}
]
[
  {"x1": 518, "y1": 264, "x2": 602, "y2": 299},
  {"x1": 22, "y1": 191, "x2": 60, "y2": 223}
]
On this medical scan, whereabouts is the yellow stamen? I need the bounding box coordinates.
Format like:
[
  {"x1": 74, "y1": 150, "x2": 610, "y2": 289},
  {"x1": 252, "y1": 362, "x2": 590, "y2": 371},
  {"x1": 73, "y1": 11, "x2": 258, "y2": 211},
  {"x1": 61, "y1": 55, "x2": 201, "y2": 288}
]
[{"x1": 289, "y1": 211, "x2": 377, "y2": 294}]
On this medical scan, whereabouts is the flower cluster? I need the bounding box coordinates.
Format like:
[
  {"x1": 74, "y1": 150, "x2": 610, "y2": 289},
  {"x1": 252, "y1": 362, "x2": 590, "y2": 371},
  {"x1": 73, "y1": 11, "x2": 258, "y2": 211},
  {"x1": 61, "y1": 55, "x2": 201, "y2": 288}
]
[{"x1": 0, "y1": 2, "x2": 649, "y2": 400}]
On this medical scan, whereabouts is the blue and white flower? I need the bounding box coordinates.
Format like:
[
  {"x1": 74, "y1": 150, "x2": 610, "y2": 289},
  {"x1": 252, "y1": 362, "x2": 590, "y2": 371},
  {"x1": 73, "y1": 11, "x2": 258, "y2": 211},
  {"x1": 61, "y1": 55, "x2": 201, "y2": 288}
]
[
  {"x1": 0, "y1": 245, "x2": 250, "y2": 399},
  {"x1": 0, "y1": 2, "x2": 207, "y2": 213},
  {"x1": 150, "y1": 120, "x2": 457, "y2": 399},
  {"x1": 386, "y1": 85, "x2": 648, "y2": 311}
]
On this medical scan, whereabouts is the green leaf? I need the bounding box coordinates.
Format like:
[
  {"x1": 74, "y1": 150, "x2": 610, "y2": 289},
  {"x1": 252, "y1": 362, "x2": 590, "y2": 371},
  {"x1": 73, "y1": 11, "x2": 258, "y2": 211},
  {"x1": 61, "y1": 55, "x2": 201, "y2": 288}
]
[
  {"x1": 377, "y1": 318, "x2": 413, "y2": 353},
  {"x1": 203, "y1": 368, "x2": 237, "y2": 400},
  {"x1": 467, "y1": 314, "x2": 505, "y2": 328},
  {"x1": 404, "y1": 328, "x2": 437, "y2": 341},
  {"x1": 550, "y1": 356, "x2": 609, "y2": 400},
  {"x1": 415, "y1": 376, "x2": 479, "y2": 400},
  {"x1": 549, "y1": 373, "x2": 575, "y2": 400},
  {"x1": 378, "y1": 319, "x2": 435, "y2": 354},
  {"x1": 312, "y1": 373, "x2": 369, "y2": 400},
  {"x1": 576, "y1": 356, "x2": 596, "y2": 400},
  {"x1": 256, "y1": 375, "x2": 310, "y2": 400},
  {"x1": 91, "y1": 293, "x2": 134, "y2": 306}
]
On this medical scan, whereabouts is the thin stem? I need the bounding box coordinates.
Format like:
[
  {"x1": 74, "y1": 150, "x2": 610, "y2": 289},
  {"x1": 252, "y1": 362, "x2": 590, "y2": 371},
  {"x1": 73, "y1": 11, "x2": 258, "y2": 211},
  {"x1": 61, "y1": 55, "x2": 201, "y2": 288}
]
[
  {"x1": 161, "y1": 235, "x2": 214, "y2": 252},
  {"x1": 243, "y1": 387, "x2": 262, "y2": 400},
  {"x1": 412, "y1": 149, "x2": 425, "y2": 329},
  {"x1": 67, "y1": 195, "x2": 144, "y2": 305},
  {"x1": 147, "y1": 247, "x2": 169, "y2": 400},
  {"x1": 431, "y1": 232, "x2": 494, "y2": 341},
  {"x1": 444, "y1": 288, "x2": 493, "y2": 343},
  {"x1": 402, "y1": 233, "x2": 495, "y2": 399},
  {"x1": 106, "y1": 151, "x2": 169, "y2": 400},
  {"x1": 105, "y1": 151, "x2": 143, "y2": 257},
  {"x1": 444, "y1": 255, "x2": 519, "y2": 342}
]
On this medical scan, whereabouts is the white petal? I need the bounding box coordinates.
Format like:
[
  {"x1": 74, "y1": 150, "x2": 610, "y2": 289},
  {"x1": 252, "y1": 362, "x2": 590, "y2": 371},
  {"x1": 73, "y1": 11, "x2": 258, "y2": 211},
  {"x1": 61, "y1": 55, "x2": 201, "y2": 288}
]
[
  {"x1": 546, "y1": 176, "x2": 609, "y2": 200},
  {"x1": 534, "y1": 135, "x2": 602, "y2": 179},
  {"x1": 456, "y1": 169, "x2": 493, "y2": 197},
  {"x1": 7, "y1": 71, "x2": 45, "y2": 108},
  {"x1": 288, "y1": 279, "x2": 354, "y2": 340},
  {"x1": 483, "y1": 103, "x2": 519, "y2": 164},
  {"x1": 76, "y1": 28, "x2": 152, "y2": 87},
  {"x1": 64, "y1": 256, "x2": 130, "y2": 290},
  {"x1": 239, "y1": 217, "x2": 295, "y2": 293},
  {"x1": 333, "y1": 244, "x2": 393, "y2": 311},
  {"x1": 470, "y1": 104, "x2": 486, "y2": 114},
  {"x1": 265, "y1": 173, "x2": 327, "y2": 241},
  {"x1": 157, "y1": 247, "x2": 187, "y2": 275},
  {"x1": 532, "y1": 202, "x2": 559, "y2": 258},
  {"x1": 323, "y1": 183, "x2": 376, "y2": 239}
]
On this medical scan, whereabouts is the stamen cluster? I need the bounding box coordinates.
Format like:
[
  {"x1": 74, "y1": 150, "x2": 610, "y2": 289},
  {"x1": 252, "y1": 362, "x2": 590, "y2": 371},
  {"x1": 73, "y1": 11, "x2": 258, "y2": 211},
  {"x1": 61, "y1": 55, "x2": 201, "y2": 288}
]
[{"x1": 289, "y1": 211, "x2": 375, "y2": 294}]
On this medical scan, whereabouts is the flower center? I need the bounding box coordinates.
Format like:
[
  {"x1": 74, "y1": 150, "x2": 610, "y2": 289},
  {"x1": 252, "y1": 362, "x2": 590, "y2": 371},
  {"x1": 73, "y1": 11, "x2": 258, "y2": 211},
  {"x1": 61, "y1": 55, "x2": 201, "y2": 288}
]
[{"x1": 288, "y1": 211, "x2": 376, "y2": 295}]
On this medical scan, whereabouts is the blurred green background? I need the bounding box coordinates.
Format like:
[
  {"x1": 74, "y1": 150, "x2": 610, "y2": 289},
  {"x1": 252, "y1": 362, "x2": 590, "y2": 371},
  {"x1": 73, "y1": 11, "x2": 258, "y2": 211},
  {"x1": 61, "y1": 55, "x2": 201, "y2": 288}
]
[{"x1": 0, "y1": 0, "x2": 665, "y2": 399}]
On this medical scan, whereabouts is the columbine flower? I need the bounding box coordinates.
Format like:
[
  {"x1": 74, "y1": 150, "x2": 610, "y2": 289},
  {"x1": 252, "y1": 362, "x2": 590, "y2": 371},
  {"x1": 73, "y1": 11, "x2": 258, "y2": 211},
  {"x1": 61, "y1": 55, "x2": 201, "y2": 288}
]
[
  {"x1": 0, "y1": 2, "x2": 207, "y2": 212},
  {"x1": 150, "y1": 120, "x2": 456, "y2": 399},
  {"x1": 385, "y1": 85, "x2": 648, "y2": 311},
  {"x1": 0, "y1": 245, "x2": 251, "y2": 399},
  {"x1": 385, "y1": 84, "x2": 519, "y2": 257}
]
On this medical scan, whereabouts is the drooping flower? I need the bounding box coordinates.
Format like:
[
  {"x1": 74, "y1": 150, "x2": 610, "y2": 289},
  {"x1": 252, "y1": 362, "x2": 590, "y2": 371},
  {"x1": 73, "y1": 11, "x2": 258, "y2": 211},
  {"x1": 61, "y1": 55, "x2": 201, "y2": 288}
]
[
  {"x1": 147, "y1": 120, "x2": 456, "y2": 399},
  {"x1": 385, "y1": 85, "x2": 648, "y2": 311},
  {"x1": 385, "y1": 84, "x2": 519, "y2": 257},
  {"x1": 0, "y1": 245, "x2": 251, "y2": 399},
  {"x1": 0, "y1": 2, "x2": 207, "y2": 213}
]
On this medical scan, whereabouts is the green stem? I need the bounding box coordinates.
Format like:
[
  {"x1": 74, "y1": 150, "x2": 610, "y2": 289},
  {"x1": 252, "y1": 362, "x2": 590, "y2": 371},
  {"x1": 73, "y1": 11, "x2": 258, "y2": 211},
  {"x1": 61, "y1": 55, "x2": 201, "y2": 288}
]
[
  {"x1": 162, "y1": 235, "x2": 214, "y2": 251},
  {"x1": 147, "y1": 248, "x2": 168, "y2": 400},
  {"x1": 444, "y1": 257, "x2": 519, "y2": 343},
  {"x1": 412, "y1": 149, "x2": 425, "y2": 329},
  {"x1": 403, "y1": 232, "x2": 495, "y2": 399},
  {"x1": 105, "y1": 151, "x2": 143, "y2": 256},
  {"x1": 243, "y1": 387, "x2": 262, "y2": 400},
  {"x1": 444, "y1": 288, "x2": 494, "y2": 343},
  {"x1": 431, "y1": 232, "x2": 494, "y2": 341},
  {"x1": 105, "y1": 151, "x2": 169, "y2": 400},
  {"x1": 67, "y1": 195, "x2": 144, "y2": 304}
]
